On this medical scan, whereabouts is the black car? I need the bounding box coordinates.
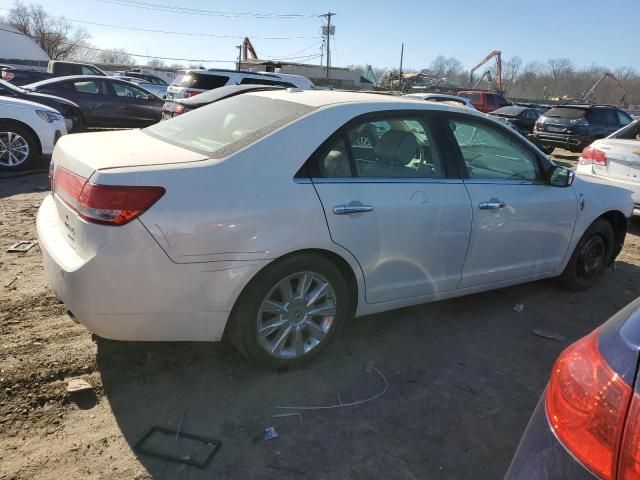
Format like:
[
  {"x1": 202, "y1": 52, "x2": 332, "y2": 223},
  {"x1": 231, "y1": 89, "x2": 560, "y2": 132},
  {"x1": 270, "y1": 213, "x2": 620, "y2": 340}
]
[
  {"x1": 533, "y1": 104, "x2": 633, "y2": 154},
  {"x1": 22, "y1": 75, "x2": 163, "y2": 129},
  {"x1": 0, "y1": 79, "x2": 81, "y2": 132},
  {"x1": 490, "y1": 106, "x2": 541, "y2": 135},
  {"x1": 161, "y1": 84, "x2": 284, "y2": 120},
  {"x1": 507, "y1": 297, "x2": 640, "y2": 480},
  {"x1": 113, "y1": 71, "x2": 168, "y2": 86}
]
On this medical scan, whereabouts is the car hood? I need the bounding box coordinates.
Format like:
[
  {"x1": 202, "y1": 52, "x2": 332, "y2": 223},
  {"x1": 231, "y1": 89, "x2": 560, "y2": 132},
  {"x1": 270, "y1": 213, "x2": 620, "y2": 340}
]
[
  {"x1": 27, "y1": 91, "x2": 79, "y2": 108},
  {"x1": 0, "y1": 95, "x2": 60, "y2": 113}
]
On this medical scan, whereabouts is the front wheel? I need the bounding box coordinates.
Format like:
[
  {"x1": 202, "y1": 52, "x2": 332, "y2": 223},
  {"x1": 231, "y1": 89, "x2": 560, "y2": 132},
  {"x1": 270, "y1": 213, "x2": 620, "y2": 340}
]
[
  {"x1": 227, "y1": 254, "x2": 352, "y2": 369},
  {"x1": 0, "y1": 122, "x2": 39, "y2": 171},
  {"x1": 561, "y1": 219, "x2": 614, "y2": 291}
]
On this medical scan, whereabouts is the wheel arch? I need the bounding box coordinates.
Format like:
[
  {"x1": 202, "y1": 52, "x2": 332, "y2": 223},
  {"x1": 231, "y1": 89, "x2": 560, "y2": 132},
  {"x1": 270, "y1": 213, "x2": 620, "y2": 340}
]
[
  {"x1": 0, "y1": 118, "x2": 42, "y2": 155},
  {"x1": 600, "y1": 210, "x2": 627, "y2": 264}
]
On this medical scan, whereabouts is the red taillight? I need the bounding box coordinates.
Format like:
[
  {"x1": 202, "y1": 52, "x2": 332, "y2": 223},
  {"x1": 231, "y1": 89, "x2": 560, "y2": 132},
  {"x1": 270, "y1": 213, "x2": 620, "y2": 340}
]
[
  {"x1": 546, "y1": 330, "x2": 632, "y2": 479},
  {"x1": 183, "y1": 91, "x2": 199, "y2": 98},
  {"x1": 52, "y1": 167, "x2": 165, "y2": 226},
  {"x1": 1, "y1": 70, "x2": 14, "y2": 81},
  {"x1": 619, "y1": 394, "x2": 640, "y2": 479},
  {"x1": 580, "y1": 146, "x2": 607, "y2": 166}
]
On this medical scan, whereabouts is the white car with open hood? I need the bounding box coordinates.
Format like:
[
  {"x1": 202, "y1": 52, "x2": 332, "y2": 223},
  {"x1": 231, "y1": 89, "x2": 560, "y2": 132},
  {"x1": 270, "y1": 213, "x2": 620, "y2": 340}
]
[{"x1": 37, "y1": 89, "x2": 633, "y2": 368}]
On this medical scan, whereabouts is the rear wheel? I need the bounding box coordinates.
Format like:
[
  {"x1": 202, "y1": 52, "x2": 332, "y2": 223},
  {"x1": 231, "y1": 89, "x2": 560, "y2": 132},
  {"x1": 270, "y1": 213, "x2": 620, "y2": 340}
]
[
  {"x1": 562, "y1": 219, "x2": 614, "y2": 291},
  {"x1": 0, "y1": 122, "x2": 39, "y2": 171},
  {"x1": 227, "y1": 253, "x2": 351, "y2": 369}
]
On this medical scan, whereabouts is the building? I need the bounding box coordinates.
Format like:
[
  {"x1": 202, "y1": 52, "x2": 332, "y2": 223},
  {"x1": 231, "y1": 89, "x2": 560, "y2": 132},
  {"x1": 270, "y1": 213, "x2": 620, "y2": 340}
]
[
  {"x1": 0, "y1": 23, "x2": 49, "y2": 66},
  {"x1": 238, "y1": 59, "x2": 374, "y2": 90}
]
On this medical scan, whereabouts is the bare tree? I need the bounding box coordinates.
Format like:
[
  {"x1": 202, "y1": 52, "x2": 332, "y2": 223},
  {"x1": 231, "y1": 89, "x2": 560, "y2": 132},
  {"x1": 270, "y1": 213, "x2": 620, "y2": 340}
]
[
  {"x1": 147, "y1": 58, "x2": 165, "y2": 68},
  {"x1": 503, "y1": 56, "x2": 522, "y2": 94},
  {"x1": 7, "y1": 1, "x2": 90, "y2": 60},
  {"x1": 428, "y1": 55, "x2": 464, "y2": 80},
  {"x1": 96, "y1": 48, "x2": 134, "y2": 66}
]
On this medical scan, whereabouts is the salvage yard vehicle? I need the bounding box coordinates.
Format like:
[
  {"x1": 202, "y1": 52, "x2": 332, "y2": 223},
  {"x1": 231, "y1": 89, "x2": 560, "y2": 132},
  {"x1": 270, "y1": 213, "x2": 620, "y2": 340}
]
[
  {"x1": 490, "y1": 105, "x2": 541, "y2": 135},
  {"x1": 38, "y1": 90, "x2": 632, "y2": 368},
  {"x1": 0, "y1": 79, "x2": 79, "y2": 132},
  {"x1": 576, "y1": 119, "x2": 640, "y2": 212},
  {"x1": 1, "y1": 60, "x2": 107, "y2": 86},
  {"x1": 457, "y1": 90, "x2": 510, "y2": 113},
  {"x1": 22, "y1": 76, "x2": 163, "y2": 129},
  {"x1": 403, "y1": 93, "x2": 476, "y2": 109},
  {"x1": 533, "y1": 104, "x2": 633, "y2": 154},
  {"x1": 1, "y1": 96, "x2": 66, "y2": 170},
  {"x1": 506, "y1": 297, "x2": 640, "y2": 480}
]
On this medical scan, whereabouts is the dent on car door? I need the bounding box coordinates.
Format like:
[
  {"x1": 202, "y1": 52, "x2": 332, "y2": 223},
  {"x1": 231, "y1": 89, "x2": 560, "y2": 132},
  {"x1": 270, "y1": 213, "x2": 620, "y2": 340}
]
[
  {"x1": 308, "y1": 113, "x2": 472, "y2": 304},
  {"x1": 445, "y1": 116, "x2": 578, "y2": 288}
]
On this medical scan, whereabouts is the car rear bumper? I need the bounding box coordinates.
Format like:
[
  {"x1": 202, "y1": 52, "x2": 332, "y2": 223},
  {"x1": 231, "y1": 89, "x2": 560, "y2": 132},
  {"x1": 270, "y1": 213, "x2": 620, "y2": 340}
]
[
  {"x1": 505, "y1": 392, "x2": 597, "y2": 479},
  {"x1": 37, "y1": 194, "x2": 266, "y2": 342},
  {"x1": 533, "y1": 132, "x2": 591, "y2": 151},
  {"x1": 576, "y1": 163, "x2": 640, "y2": 209}
]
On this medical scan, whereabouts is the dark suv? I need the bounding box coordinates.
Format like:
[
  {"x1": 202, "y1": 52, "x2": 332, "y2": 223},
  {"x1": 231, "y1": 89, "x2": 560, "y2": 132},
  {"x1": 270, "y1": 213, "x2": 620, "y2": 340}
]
[{"x1": 532, "y1": 104, "x2": 633, "y2": 153}]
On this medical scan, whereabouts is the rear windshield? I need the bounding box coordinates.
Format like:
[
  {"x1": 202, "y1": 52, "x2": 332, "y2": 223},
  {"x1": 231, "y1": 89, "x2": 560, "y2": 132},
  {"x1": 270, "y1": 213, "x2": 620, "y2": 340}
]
[
  {"x1": 172, "y1": 73, "x2": 229, "y2": 90},
  {"x1": 545, "y1": 107, "x2": 587, "y2": 119},
  {"x1": 493, "y1": 106, "x2": 525, "y2": 116},
  {"x1": 145, "y1": 94, "x2": 314, "y2": 157}
]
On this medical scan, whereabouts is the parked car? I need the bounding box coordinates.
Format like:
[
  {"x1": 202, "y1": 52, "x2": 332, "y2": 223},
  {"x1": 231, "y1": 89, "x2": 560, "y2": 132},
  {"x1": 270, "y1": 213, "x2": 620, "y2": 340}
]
[
  {"x1": 490, "y1": 106, "x2": 541, "y2": 135},
  {"x1": 1, "y1": 96, "x2": 66, "y2": 170},
  {"x1": 0, "y1": 79, "x2": 82, "y2": 132},
  {"x1": 506, "y1": 297, "x2": 640, "y2": 480},
  {"x1": 22, "y1": 76, "x2": 163, "y2": 129},
  {"x1": 165, "y1": 68, "x2": 313, "y2": 101},
  {"x1": 112, "y1": 72, "x2": 168, "y2": 98},
  {"x1": 161, "y1": 84, "x2": 283, "y2": 120},
  {"x1": 533, "y1": 104, "x2": 633, "y2": 154},
  {"x1": 1, "y1": 60, "x2": 107, "y2": 86},
  {"x1": 39, "y1": 90, "x2": 632, "y2": 368},
  {"x1": 576, "y1": 119, "x2": 640, "y2": 212},
  {"x1": 404, "y1": 93, "x2": 476, "y2": 109},
  {"x1": 457, "y1": 90, "x2": 510, "y2": 113}
]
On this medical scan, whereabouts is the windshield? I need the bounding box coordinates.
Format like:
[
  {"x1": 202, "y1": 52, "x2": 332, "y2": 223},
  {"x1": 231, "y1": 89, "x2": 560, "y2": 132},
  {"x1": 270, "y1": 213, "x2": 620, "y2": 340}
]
[
  {"x1": 145, "y1": 94, "x2": 314, "y2": 157},
  {"x1": 493, "y1": 106, "x2": 525, "y2": 116}
]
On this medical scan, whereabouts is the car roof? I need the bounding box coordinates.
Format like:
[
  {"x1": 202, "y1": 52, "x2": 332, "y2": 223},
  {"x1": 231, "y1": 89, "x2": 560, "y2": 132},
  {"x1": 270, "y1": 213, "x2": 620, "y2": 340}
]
[
  {"x1": 25, "y1": 75, "x2": 135, "y2": 89},
  {"x1": 246, "y1": 89, "x2": 490, "y2": 115}
]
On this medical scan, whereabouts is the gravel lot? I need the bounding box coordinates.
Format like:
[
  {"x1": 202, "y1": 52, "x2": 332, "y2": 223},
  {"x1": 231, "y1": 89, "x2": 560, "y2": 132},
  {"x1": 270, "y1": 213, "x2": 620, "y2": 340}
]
[{"x1": 2, "y1": 151, "x2": 640, "y2": 480}]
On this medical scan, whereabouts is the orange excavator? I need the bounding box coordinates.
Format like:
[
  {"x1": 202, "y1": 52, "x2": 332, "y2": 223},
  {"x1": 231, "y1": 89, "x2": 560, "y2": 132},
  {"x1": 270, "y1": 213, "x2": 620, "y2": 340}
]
[
  {"x1": 583, "y1": 72, "x2": 626, "y2": 105},
  {"x1": 469, "y1": 50, "x2": 502, "y2": 93},
  {"x1": 241, "y1": 37, "x2": 258, "y2": 61}
]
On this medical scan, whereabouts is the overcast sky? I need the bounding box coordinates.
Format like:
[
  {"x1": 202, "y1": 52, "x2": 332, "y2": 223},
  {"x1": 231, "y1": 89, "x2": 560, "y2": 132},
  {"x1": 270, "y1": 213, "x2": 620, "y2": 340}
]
[{"x1": 1, "y1": 0, "x2": 638, "y2": 71}]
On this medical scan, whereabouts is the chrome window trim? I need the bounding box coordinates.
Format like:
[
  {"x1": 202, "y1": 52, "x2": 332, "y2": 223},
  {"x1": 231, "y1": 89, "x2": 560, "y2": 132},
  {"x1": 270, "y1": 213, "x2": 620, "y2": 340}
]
[
  {"x1": 309, "y1": 177, "x2": 464, "y2": 184},
  {"x1": 462, "y1": 179, "x2": 545, "y2": 186}
]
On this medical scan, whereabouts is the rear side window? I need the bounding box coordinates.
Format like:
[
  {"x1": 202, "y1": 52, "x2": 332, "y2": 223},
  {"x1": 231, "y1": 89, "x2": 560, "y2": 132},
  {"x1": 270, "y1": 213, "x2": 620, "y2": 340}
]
[
  {"x1": 471, "y1": 93, "x2": 481, "y2": 103},
  {"x1": 487, "y1": 95, "x2": 496, "y2": 106},
  {"x1": 587, "y1": 109, "x2": 606, "y2": 124},
  {"x1": 604, "y1": 109, "x2": 619, "y2": 125},
  {"x1": 145, "y1": 95, "x2": 314, "y2": 158},
  {"x1": 172, "y1": 73, "x2": 229, "y2": 90},
  {"x1": 239, "y1": 77, "x2": 294, "y2": 87},
  {"x1": 62, "y1": 80, "x2": 101, "y2": 94}
]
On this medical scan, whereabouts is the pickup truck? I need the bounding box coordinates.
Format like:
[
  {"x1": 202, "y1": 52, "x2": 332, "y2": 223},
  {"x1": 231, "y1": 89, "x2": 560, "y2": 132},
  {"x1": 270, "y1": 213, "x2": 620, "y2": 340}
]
[
  {"x1": 457, "y1": 90, "x2": 510, "y2": 113},
  {"x1": 1, "y1": 61, "x2": 107, "y2": 86}
]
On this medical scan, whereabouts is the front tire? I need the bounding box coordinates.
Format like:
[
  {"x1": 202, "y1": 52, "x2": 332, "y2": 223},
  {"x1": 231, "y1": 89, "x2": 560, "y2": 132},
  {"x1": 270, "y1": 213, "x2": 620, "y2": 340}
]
[
  {"x1": 561, "y1": 219, "x2": 614, "y2": 291},
  {"x1": 0, "y1": 122, "x2": 39, "y2": 171},
  {"x1": 227, "y1": 253, "x2": 351, "y2": 369}
]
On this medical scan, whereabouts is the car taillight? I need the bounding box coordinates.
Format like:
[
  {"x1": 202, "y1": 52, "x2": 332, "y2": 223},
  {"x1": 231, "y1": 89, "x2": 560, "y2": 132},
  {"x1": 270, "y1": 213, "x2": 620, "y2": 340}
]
[
  {"x1": 174, "y1": 104, "x2": 185, "y2": 115},
  {"x1": 1, "y1": 70, "x2": 14, "y2": 81},
  {"x1": 53, "y1": 167, "x2": 165, "y2": 226},
  {"x1": 619, "y1": 394, "x2": 640, "y2": 479},
  {"x1": 183, "y1": 91, "x2": 199, "y2": 98},
  {"x1": 580, "y1": 146, "x2": 607, "y2": 166},
  {"x1": 546, "y1": 330, "x2": 633, "y2": 480}
]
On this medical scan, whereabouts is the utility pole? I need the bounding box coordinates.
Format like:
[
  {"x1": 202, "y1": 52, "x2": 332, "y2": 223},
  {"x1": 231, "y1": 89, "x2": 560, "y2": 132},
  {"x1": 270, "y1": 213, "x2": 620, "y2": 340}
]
[
  {"x1": 320, "y1": 12, "x2": 335, "y2": 80},
  {"x1": 399, "y1": 43, "x2": 404, "y2": 92}
]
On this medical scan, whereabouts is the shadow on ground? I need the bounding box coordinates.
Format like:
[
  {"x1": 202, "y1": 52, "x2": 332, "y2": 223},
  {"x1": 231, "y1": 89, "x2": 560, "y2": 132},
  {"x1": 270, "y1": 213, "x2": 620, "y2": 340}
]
[{"x1": 97, "y1": 258, "x2": 640, "y2": 480}]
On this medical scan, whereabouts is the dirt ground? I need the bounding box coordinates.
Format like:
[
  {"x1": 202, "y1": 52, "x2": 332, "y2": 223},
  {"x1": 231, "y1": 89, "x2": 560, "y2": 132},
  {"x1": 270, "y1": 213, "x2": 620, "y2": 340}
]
[{"x1": 2, "y1": 151, "x2": 640, "y2": 480}]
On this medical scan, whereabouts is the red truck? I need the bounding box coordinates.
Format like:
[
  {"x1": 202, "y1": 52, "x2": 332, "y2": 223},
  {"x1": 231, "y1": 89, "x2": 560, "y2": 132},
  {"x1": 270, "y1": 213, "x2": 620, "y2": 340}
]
[{"x1": 458, "y1": 90, "x2": 510, "y2": 113}]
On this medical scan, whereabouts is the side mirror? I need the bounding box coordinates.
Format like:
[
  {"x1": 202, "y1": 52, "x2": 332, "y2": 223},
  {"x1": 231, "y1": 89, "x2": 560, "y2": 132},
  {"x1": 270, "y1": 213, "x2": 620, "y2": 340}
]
[{"x1": 549, "y1": 165, "x2": 575, "y2": 187}]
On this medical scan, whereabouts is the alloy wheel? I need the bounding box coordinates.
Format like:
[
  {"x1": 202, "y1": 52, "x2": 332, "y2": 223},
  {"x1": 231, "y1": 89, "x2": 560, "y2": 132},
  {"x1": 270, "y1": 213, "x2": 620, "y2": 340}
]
[
  {"x1": 352, "y1": 136, "x2": 373, "y2": 148},
  {"x1": 0, "y1": 131, "x2": 30, "y2": 167},
  {"x1": 256, "y1": 271, "x2": 337, "y2": 359}
]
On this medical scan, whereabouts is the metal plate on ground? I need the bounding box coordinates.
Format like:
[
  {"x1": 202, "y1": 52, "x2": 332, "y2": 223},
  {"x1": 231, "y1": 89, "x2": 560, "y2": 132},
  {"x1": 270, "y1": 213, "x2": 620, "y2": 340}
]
[{"x1": 134, "y1": 426, "x2": 221, "y2": 468}]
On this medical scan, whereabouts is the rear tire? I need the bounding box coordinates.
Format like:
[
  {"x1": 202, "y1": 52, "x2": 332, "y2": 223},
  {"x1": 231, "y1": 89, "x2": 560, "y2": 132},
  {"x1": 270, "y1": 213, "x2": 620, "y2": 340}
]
[
  {"x1": 227, "y1": 253, "x2": 351, "y2": 369},
  {"x1": 0, "y1": 122, "x2": 39, "y2": 171},
  {"x1": 561, "y1": 219, "x2": 614, "y2": 291}
]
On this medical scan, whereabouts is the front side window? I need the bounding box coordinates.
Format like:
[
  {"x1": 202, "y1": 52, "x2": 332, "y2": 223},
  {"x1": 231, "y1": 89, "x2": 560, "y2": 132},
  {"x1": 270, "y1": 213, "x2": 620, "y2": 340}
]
[
  {"x1": 617, "y1": 110, "x2": 633, "y2": 126},
  {"x1": 449, "y1": 119, "x2": 540, "y2": 181},
  {"x1": 111, "y1": 82, "x2": 150, "y2": 99},
  {"x1": 316, "y1": 116, "x2": 446, "y2": 179}
]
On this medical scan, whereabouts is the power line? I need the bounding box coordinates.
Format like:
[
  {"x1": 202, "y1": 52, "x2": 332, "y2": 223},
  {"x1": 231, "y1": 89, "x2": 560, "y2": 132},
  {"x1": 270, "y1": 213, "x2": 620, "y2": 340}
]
[
  {"x1": 0, "y1": 26, "x2": 236, "y2": 63},
  {"x1": 0, "y1": 8, "x2": 319, "y2": 40},
  {"x1": 95, "y1": 0, "x2": 319, "y2": 19},
  {"x1": 255, "y1": 41, "x2": 323, "y2": 60}
]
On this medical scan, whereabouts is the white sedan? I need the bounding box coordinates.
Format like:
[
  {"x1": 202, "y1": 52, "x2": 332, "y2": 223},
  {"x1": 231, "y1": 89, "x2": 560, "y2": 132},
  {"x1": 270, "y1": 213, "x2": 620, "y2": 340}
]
[
  {"x1": 37, "y1": 90, "x2": 633, "y2": 368},
  {"x1": 576, "y1": 119, "x2": 640, "y2": 213},
  {"x1": 1, "y1": 96, "x2": 67, "y2": 170}
]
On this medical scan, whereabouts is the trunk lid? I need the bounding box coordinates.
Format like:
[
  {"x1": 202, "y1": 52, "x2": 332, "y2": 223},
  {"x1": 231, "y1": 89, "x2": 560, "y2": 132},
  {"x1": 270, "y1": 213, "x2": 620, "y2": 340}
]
[{"x1": 593, "y1": 139, "x2": 640, "y2": 181}]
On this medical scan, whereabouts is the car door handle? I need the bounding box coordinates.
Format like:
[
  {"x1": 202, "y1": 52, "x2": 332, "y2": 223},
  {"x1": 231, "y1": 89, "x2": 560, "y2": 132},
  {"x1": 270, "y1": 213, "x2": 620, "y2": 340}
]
[
  {"x1": 333, "y1": 205, "x2": 374, "y2": 215},
  {"x1": 478, "y1": 200, "x2": 506, "y2": 210}
]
